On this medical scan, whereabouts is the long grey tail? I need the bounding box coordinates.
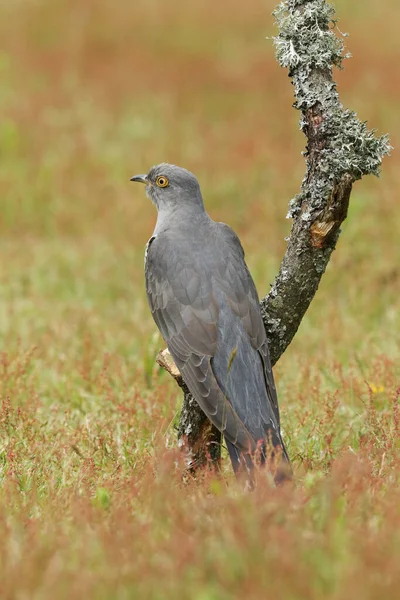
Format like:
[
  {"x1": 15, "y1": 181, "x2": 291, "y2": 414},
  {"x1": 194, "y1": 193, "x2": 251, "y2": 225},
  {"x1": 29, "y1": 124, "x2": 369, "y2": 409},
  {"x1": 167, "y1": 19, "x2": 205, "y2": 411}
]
[
  {"x1": 225, "y1": 439, "x2": 256, "y2": 488},
  {"x1": 226, "y1": 439, "x2": 254, "y2": 475},
  {"x1": 225, "y1": 433, "x2": 292, "y2": 486}
]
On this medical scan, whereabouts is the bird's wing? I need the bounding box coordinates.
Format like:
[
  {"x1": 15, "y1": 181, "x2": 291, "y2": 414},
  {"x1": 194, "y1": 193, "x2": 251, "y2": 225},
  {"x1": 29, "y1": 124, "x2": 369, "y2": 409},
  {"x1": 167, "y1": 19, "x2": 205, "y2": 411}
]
[
  {"x1": 258, "y1": 340, "x2": 281, "y2": 427},
  {"x1": 215, "y1": 223, "x2": 281, "y2": 429},
  {"x1": 145, "y1": 233, "x2": 256, "y2": 453}
]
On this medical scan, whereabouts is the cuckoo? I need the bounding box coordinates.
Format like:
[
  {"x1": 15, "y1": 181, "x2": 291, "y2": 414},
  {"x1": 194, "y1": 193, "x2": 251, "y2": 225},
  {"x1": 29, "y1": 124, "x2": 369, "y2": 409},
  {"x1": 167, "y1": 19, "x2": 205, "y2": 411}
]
[{"x1": 131, "y1": 163, "x2": 291, "y2": 484}]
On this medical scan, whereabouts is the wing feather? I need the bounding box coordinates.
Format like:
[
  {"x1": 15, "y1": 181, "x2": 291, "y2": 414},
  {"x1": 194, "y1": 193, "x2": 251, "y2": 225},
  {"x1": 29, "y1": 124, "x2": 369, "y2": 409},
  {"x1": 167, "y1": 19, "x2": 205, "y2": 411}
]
[
  {"x1": 145, "y1": 233, "x2": 256, "y2": 453},
  {"x1": 215, "y1": 223, "x2": 282, "y2": 430}
]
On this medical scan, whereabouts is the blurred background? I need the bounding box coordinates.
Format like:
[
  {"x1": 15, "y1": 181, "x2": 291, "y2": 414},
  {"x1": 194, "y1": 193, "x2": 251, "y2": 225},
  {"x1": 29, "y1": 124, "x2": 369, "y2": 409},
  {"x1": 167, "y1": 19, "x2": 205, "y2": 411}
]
[
  {"x1": 0, "y1": 0, "x2": 399, "y2": 596},
  {"x1": 0, "y1": 0, "x2": 398, "y2": 441}
]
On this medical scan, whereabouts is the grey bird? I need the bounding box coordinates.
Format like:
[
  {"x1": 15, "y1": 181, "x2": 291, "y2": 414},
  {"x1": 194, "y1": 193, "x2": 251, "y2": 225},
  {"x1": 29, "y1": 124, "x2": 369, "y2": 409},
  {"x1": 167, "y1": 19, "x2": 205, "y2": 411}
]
[{"x1": 131, "y1": 163, "x2": 291, "y2": 484}]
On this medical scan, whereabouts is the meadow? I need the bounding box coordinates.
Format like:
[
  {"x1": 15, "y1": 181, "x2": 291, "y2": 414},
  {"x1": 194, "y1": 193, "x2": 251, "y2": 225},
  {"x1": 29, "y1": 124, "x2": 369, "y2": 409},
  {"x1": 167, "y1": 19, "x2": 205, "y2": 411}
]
[{"x1": 0, "y1": 0, "x2": 399, "y2": 597}]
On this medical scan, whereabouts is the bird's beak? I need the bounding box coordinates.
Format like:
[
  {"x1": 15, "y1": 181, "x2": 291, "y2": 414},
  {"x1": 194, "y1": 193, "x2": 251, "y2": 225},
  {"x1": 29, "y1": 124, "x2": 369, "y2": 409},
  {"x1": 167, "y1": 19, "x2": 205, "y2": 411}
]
[{"x1": 130, "y1": 174, "x2": 148, "y2": 184}]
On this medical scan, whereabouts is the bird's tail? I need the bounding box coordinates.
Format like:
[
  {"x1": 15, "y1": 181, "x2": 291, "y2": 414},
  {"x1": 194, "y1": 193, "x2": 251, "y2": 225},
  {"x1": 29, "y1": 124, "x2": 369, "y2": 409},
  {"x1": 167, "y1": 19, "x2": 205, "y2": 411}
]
[{"x1": 225, "y1": 432, "x2": 292, "y2": 487}]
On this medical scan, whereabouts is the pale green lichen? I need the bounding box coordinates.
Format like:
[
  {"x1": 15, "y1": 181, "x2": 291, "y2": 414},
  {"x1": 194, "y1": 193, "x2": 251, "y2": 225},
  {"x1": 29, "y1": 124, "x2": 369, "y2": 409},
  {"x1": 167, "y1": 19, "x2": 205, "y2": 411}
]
[
  {"x1": 273, "y1": 0, "x2": 347, "y2": 77},
  {"x1": 272, "y1": 0, "x2": 392, "y2": 218}
]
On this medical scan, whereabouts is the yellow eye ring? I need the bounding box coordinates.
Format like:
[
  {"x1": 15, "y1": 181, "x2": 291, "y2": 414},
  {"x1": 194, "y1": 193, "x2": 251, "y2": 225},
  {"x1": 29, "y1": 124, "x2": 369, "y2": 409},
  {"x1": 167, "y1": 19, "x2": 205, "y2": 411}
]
[{"x1": 156, "y1": 175, "x2": 169, "y2": 188}]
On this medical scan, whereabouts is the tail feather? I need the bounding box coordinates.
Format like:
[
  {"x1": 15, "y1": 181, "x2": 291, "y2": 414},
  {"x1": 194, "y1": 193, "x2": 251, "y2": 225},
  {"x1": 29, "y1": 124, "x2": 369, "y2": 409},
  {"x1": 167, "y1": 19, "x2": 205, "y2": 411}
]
[{"x1": 225, "y1": 434, "x2": 292, "y2": 487}]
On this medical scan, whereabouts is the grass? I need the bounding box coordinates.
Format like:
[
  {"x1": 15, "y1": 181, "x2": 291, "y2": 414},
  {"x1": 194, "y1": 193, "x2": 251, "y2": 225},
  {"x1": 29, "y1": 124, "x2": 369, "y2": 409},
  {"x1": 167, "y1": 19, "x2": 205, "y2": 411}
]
[{"x1": 0, "y1": 0, "x2": 399, "y2": 597}]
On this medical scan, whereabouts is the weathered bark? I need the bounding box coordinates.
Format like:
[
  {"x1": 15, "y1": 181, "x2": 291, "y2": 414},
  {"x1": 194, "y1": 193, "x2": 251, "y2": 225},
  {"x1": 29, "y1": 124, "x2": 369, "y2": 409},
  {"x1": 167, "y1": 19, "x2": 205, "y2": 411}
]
[{"x1": 159, "y1": 0, "x2": 391, "y2": 472}]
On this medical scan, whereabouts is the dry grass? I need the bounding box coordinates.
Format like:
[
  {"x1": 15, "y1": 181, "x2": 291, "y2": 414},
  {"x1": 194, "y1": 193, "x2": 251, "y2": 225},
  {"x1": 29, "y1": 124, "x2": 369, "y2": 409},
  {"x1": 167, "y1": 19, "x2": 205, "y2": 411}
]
[{"x1": 0, "y1": 0, "x2": 399, "y2": 597}]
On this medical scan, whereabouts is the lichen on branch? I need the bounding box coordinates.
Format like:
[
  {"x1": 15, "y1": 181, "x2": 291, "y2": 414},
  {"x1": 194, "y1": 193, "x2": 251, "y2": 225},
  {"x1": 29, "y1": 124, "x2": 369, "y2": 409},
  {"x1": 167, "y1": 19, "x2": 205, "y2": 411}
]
[
  {"x1": 273, "y1": 0, "x2": 348, "y2": 75},
  {"x1": 272, "y1": 0, "x2": 391, "y2": 221},
  {"x1": 260, "y1": 0, "x2": 391, "y2": 366}
]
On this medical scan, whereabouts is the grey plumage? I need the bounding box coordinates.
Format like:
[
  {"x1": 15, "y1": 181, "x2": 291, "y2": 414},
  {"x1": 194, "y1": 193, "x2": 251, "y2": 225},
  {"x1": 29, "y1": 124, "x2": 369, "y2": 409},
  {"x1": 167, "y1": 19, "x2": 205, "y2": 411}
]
[{"x1": 131, "y1": 163, "x2": 290, "y2": 483}]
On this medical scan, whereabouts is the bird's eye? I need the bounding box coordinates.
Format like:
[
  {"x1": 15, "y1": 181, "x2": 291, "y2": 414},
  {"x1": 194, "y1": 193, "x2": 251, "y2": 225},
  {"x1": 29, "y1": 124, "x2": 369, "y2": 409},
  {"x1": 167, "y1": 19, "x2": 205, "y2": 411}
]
[{"x1": 156, "y1": 176, "x2": 169, "y2": 188}]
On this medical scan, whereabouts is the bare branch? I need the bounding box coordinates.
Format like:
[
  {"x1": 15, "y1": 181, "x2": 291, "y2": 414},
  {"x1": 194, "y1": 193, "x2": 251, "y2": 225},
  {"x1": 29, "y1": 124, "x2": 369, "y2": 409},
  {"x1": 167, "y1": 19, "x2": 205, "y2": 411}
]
[{"x1": 172, "y1": 0, "x2": 391, "y2": 471}]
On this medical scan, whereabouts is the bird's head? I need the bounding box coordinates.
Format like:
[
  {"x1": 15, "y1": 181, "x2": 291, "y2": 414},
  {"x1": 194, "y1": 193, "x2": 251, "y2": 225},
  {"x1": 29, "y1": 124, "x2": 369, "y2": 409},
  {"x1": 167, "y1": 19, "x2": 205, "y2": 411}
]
[{"x1": 130, "y1": 163, "x2": 203, "y2": 211}]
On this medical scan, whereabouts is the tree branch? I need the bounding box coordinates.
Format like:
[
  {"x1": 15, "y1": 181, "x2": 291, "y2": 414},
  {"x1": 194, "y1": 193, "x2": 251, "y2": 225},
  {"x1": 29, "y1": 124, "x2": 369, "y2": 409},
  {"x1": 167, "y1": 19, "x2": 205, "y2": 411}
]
[{"x1": 161, "y1": 0, "x2": 391, "y2": 472}]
